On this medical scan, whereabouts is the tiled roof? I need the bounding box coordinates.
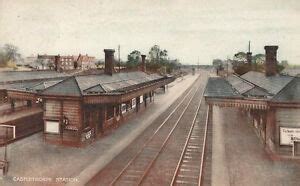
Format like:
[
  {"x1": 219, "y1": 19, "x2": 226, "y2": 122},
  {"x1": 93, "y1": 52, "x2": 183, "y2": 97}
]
[
  {"x1": 0, "y1": 70, "x2": 69, "y2": 84},
  {"x1": 272, "y1": 77, "x2": 300, "y2": 102},
  {"x1": 3, "y1": 78, "x2": 65, "y2": 93},
  {"x1": 204, "y1": 77, "x2": 242, "y2": 98},
  {"x1": 42, "y1": 77, "x2": 82, "y2": 96},
  {"x1": 226, "y1": 75, "x2": 254, "y2": 94},
  {"x1": 241, "y1": 71, "x2": 293, "y2": 95},
  {"x1": 42, "y1": 71, "x2": 165, "y2": 96},
  {"x1": 243, "y1": 87, "x2": 270, "y2": 97}
]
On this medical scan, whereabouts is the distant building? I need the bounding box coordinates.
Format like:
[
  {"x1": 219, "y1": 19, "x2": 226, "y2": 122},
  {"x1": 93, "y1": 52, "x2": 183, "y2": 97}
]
[
  {"x1": 76, "y1": 54, "x2": 96, "y2": 70},
  {"x1": 205, "y1": 45, "x2": 300, "y2": 158},
  {"x1": 37, "y1": 54, "x2": 96, "y2": 71}
]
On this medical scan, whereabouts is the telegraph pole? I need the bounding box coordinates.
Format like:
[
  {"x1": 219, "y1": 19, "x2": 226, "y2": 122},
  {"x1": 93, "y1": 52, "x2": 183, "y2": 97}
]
[{"x1": 118, "y1": 45, "x2": 121, "y2": 72}]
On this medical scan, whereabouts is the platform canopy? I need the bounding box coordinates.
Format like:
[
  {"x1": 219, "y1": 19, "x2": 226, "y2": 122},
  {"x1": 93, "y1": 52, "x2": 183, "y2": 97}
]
[
  {"x1": 6, "y1": 71, "x2": 174, "y2": 104},
  {"x1": 204, "y1": 72, "x2": 299, "y2": 109}
]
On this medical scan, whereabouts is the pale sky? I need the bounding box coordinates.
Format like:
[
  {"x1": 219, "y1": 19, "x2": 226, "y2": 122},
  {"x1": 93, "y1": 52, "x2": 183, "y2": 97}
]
[{"x1": 0, "y1": 0, "x2": 299, "y2": 64}]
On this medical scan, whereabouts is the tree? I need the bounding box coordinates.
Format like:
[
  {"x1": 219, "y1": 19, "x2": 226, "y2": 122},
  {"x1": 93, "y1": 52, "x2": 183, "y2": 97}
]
[
  {"x1": 127, "y1": 50, "x2": 141, "y2": 68},
  {"x1": 148, "y1": 45, "x2": 168, "y2": 64},
  {"x1": 232, "y1": 52, "x2": 250, "y2": 75},
  {"x1": 3, "y1": 44, "x2": 21, "y2": 62},
  {"x1": 233, "y1": 52, "x2": 247, "y2": 64},
  {"x1": 0, "y1": 48, "x2": 5, "y2": 67},
  {"x1": 0, "y1": 44, "x2": 22, "y2": 67},
  {"x1": 35, "y1": 58, "x2": 46, "y2": 69},
  {"x1": 252, "y1": 54, "x2": 265, "y2": 65},
  {"x1": 149, "y1": 45, "x2": 161, "y2": 63},
  {"x1": 212, "y1": 59, "x2": 223, "y2": 67},
  {"x1": 281, "y1": 60, "x2": 289, "y2": 68}
]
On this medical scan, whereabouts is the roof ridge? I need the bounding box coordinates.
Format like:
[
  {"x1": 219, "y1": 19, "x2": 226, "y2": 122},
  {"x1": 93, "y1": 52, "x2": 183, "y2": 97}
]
[
  {"x1": 83, "y1": 83, "x2": 107, "y2": 93},
  {"x1": 272, "y1": 76, "x2": 297, "y2": 100},
  {"x1": 73, "y1": 76, "x2": 83, "y2": 96},
  {"x1": 239, "y1": 72, "x2": 271, "y2": 94},
  {"x1": 41, "y1": 76, "x2": 82, "y2": 97}
]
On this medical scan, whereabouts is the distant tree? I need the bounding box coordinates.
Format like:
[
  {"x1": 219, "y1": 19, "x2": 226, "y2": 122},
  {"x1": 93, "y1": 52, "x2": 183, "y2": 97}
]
[
  {"x1": 0, "y1": 44, "x2": 22, "y2": 67},
  {"x1": 212, "y1": 59, "x2": 223, "y2": 67},
  {"x1": 0, "y1": 48, "x2": 5, "y2": 67},
  {"x1": 148, "y1": 45, "x2": 168, "y2": 63},
  {"x1": 148, "y1": 45, "x2": 161, "y2": 63},
  {"x1": 281, "y1": 60, "x2": 289, "y2": 68},
  {"x1": 127, "y1": 50, "x2": 141, "y2": 68},
  {"x1": 48, "y1": 60, "x2": 55, "y2": 70},
  {"x1": 252, "y1": 54, "x2": 265, "y2": 65},
  {"x1": 232, "y1": 52, "x2": 250, "y2": 75},
  {"x1": 233, "y1": 52, "x2": 247, "y2": 64},
  {"x1": 3, "y1": 44, "x2": 21, "y2": 62}
]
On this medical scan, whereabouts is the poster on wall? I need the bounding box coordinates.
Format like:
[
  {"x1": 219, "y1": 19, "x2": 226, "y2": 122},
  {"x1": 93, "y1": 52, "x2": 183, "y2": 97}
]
[
  {"x1": 140, "y1": 95, "x2": 143, "y2": 103},
  {"x1": 45, "y1": 120, "x2": 60, "y2": 134},
  {"x1": 280, "y1": 127, "x2": 300, "y2": 146},
  {"x1": 132, "y1": 98, "x2": 136, "y2": 108},
  {"x1": 121, "y1": 103, "x2": 127, "y2": 114}
]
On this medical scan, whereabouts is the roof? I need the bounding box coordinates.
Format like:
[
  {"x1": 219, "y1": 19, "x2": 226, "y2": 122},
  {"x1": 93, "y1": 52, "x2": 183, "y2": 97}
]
[
  {"x1": 0, "y1": 70, "x2": 69, "y2": 84},
  {"x1": 281, "y1": 68, "x2": 300, "y2": 77},
  {"x1": 243, "y1": 87, "x2": 270, "y2": 97},
  {"x1": 241, "y1": 71, "x2": 293, "y2": 95},
  {"x1": 204, "y1": 77, "x2": 242, "y2": 98},
  {"x1": 41, "y1": 77, "x2": 82, "y2": 96},
  {"x1": 226, "y1": 74, "x2": 254, "y2": 94},
  {"x1": 2, "y1": 78, "x2": 65, "y2": 93},
  {"x1": 42, "y1": 71, "x2": 166, "y2": 96},
  {"x1": 272, "y1": 77, "x2": 300, "y2": 102}
]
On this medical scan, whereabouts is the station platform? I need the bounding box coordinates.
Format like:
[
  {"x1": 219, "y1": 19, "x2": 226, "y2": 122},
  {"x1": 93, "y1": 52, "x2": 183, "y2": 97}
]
[
  {"x1": 0, "y1": 73, "x2": 199, "y2": 186},
  {"x1": 211, "y1": 107, "x2": 300, "y2": 186}
]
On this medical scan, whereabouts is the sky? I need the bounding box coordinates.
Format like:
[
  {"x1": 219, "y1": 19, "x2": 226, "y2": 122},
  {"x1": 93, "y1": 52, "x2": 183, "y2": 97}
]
[{"x1": 0, "y1": 0, "x2": 299, "y2": 65}]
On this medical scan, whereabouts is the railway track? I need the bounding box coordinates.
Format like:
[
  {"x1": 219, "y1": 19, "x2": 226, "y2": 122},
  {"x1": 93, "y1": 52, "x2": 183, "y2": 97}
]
[
  {"x1": 170, "y1": 100, "x2": 209, "y2": 185},
  {"x1": 87, "y1": 72, "x2": 212, "y2": 186},
  {"x1": 109, "y1": 76, "x2": 205, "y2": 186}
]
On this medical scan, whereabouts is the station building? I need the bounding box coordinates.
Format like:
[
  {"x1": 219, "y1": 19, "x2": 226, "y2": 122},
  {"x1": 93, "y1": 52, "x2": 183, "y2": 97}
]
[
  {"x1": 205, "y1": 46, "x2": 300, "y2": 158},
  {"x1": 4, "y1": 49, "x2": 174, "y2": 146}
]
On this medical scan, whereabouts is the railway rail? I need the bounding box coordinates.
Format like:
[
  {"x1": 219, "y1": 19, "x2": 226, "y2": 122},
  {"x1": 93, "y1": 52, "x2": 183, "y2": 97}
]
[
  {"x1": 87, "y1": 72, "x2": 212, "y2": 186},
  {"x1": 170, "y1": 100, "x2": 209, "y2": 185}
]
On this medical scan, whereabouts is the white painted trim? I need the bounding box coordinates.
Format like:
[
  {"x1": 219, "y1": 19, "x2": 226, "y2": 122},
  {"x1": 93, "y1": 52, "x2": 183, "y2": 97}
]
[{"x1": 0, "y1": 124, "x2": 16, "y2": 139}]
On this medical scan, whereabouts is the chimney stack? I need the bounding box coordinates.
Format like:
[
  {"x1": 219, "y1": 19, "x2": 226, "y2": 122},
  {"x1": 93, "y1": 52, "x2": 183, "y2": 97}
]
[
  {"x1": 54, "y1": 54, "x2": 61, "y2": 71},
  {"x1": 141, "y1": 55, "x2": 146, "y2": 72},
  {"x1": 104, "y1": 49, "x2": 115, "y2": 75},
  {"x1": 246, "y1": 41, "x2": 252, "y2": 67},
  {"x1": 264, "y1": 45, "x2": 278, "y2": 76}
]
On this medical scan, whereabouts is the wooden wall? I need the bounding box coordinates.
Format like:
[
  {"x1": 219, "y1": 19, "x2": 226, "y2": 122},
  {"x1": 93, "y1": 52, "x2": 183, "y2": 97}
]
[
  {"x1": 15, "y1": 112, "x2": 43, "y2": 139},
  {"x1": 0, "y1": 111, "x2": 43, "y2": 144},
  {"x1": 44, "y1": 100, "x2": 60, "y2": 119},
  {"x1": 44, "y1": 99, "x2": 83, "y2": 146},
  {"x1": 63, "y1": 100, "x2": 82, "y2": 130},
  {"x1": 274, "y1": 108, "x2": 300, "y2": 155},
  {"x1": 0, "y1": 90, "x2": 7, "y2": 103}
]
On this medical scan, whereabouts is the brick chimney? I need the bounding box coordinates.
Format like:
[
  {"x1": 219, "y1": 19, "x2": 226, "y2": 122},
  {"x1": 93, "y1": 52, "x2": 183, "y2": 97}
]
[
  {"x1": 141, "y1": 54, "x2": 146, "y2": 72},
  {"x1": 264, "y1": 45, "x2": 278, "y2": 76},
  {"x1": 104, "y1": 49, "x2": 115, "y2": 75},
  {"x1": 246, "y1": 41, "x2": 252, "y2": 67},
  {"x1": 54, "y1": 54, "x2": 61, "y2": 71}
]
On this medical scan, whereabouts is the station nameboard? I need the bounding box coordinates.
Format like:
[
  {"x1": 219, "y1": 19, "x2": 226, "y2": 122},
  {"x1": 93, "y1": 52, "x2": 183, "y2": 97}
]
[{"x1": 280, "y1": 127, "x2": 300, "y2": 146}]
